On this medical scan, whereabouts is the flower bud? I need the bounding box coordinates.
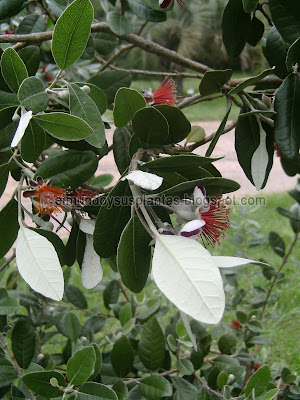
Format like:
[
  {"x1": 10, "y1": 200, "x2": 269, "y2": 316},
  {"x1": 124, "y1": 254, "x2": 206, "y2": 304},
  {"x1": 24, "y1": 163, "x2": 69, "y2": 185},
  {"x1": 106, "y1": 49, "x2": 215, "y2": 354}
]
[
  {"x1": 12, "y1": 113, "x2": 20, "y2": 122},
  {"x1": 81, "y1": 85, "x2": 91, "y2": 94},
  {"x1": 58, "y1": 90, "x2": 69, "y2": 100}
]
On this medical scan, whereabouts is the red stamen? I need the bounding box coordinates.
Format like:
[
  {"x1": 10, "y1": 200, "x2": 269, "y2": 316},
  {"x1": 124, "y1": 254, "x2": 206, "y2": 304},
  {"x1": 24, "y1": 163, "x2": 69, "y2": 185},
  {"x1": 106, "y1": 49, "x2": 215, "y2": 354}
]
[
  {"x1": 199, "y1": 196, "x2": 230, "y2": 247},
  {"x1": 34, "y1": 185, "x2": 67, "y2": 214},
  {"x1": 153, "y1": 78, "x2": 177, "y2": 106},
  {"x1": 231, "y1": 319, "x2": 242, "y2": 330}
]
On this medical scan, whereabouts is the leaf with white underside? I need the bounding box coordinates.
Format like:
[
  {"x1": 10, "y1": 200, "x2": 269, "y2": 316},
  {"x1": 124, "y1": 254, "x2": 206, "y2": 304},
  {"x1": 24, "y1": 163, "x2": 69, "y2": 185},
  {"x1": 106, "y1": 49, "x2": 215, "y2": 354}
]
[
  {"x1": 79, "y1": 219, "x2": 95, "y2": 235},
  {"x1": 16, "y1": 225, "x2": 64, "y2": 300},
  {"x1": 122, "y1": 170, "x2": 163, "y2": 190},
  {"x1": 11, "y1": 111, "x2": 32, "y2": 147},
  {"x1": 251, "y1": 123, "x2": 269, "y2": 190},
  {"x1": 212, "y1": 256, "x2": 269, "y2": 268},
  {"x1": 152, "y1": 235, "x2": 225, "y2": 324},
  {"x1": 81, "y1": 234, "x2": 103, "y2": 289}
]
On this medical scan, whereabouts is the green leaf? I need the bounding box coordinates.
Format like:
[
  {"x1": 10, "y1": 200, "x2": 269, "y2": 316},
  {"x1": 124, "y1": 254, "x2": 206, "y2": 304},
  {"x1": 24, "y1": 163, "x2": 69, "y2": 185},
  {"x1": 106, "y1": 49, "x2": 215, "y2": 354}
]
[
  {"x1": 218, "y1": 334, "x2": 236, "y2": 355},
  {"x1": 128, "y1": 0, "x2": 167, "y2": 22},
  {"x1": 18, "y1": 46, "x2": 41, "y2": 77},
  {"x1": 269, "y1": 0, "x2": 300, "y2": 45},
  {"x1": 245, "y1": 365, "x2": 270, "y2": 397},
  {"x1": 89, "y1": 71, "x2": 132, "y2": 105},
  {"x1": 212, "y1": 355, "x2": 245, "y2": 379},
  {"x1": 16, "y1": 14, "x2": 46, "y2": 34},
  {"x1": 114, "y1": 88, "x2": 146, "y2": 127},
  {"x1": 113, "y1": 126, "x2": 133, "y2": 174},
  {"x1": 0, "y1": 289, "x2": 19, "y2": 315},
  {"x1": 262, "y1": 389, "x2": 280, "y2": 400},
  {"x1": 217, "y1": 371, "x2": 228, "y2": 390},
  {"x1": 78, "y1": 382, "x2": 118, "y2": 400},
  {"x1": 89, "y1": 343, "x2": 102, "y2": 381},
  {"x1": 21, "y1": 119, "x2": 46, "y2": 163},
  {"x1": 274, "y1": 74, "x2": 300, "y2": 159},
  {"x1": 140, "y1": 376, "x2": 172, "y2": 400},
  {"x1": 0, "y1": 163, "x2": 9, "y2": 198},
  {"x1": 0, "y1": 0, "x2": 26, "y2": 20},
  {"x1": 111, "y1": 336, "x2": 134, "y2": 377},
  {"x1": 0, "y1": 200, "x2": 19, "y2": 258},
  {"x1": 117, "y1": 216, "x2": 151, "y2": 293},
  {"x1": 199, "y1": 69, "x2": 232, "y2": 96},
  {"x1": 35, "y1": 149, "x2": 98, "y2": 189},
  {"x1": 172, "y1": 376, "x2": 198, "y2": 400},
  {"x1": 47, "y1": 0, "x2": 68, "y2": 18},
  {"x1": 34, "y1": 112, "x2": 93, "y2": 141},
  {"x1": 65, "y1": 284, "x2": 88, "y2": 309},
  {"x1": 265, "y1": 27, "x2": 289, "y2": 79},
  {"x1": 290, "y1": 203, "x2": 300, "y2": 233},
  {"x1": 93, "y1": 32, "x2": 118, "y2": 56},
  {"x1": 154, "y1": 105, "x2": 191, "y2": 144},
  {"x1": 186, "y1": 126, "x2": 205, "y2": 143},
  {"x1": 67, "y1": 346, "x2": 96, "y2": 385},
  {"x1": 65, "y1": 220, "x2": 79, "y2": 266},
  {"x1": 75, "y1": 82, "x2": 107, "y2": 114},
  {"x1": 8, "y1": 290, "x2": 39, "y2": 308},
  {"x1": 247, "y1": 16, "x2": 265, "y2": 47},
  {"x1": 68, "y1": 83, "x2": 105, "y2": 148},
  {"x1": 268, "y1": 231, "x2": 285, "y2": 257},
  {"x1": 0, "y1": 91, "x2": 19, "y2": 111},
  {"x1": 176, "y1": 359, "x2": 194, "y2": 375},
  {"x1": 18, "y1": 77, "x2": 48, "y2": 113},
  {"x1": 107, "y1": 12, "x2": 132, "y2": 36},
  {"x1": 222, "y1": 0, "x2": 251, "y2": 57},
  {"x1": 140, "y1": 154, "x2": 221, "y2": 172},
  {"x1": 112, "y1": 380, "x2": 128, "y2": 400},
  {"x1": 82, "y1": 316, "x2": 106, "y2": 336},
  {"x1": 52, "y1": 0, "x2": 94, "y2": 70},
  {"x1": 286, "y1": 37, "x2": 300, "y2": 71},
  {"x1": 22, "y1": 371, "x2": 66, "y2": 398},
  {"x1": 229, "y1": 68, "x2": 275, "y2": 94},
  {"x1": 12, "y1": 318, "x2": 37, "y2": 369},
  {"x1": 1, "y1": 48, "x2": 28, "y2": 93},
  {"x1": 57, "y1": 312, "x2": 81, "y2": 341},
  {"x1": 242, "y1": 0, "x2": 258, "y2": 13},
  {"x1": 103, "y1": 279, "x2": 120, "y2": 310},
  {"x1": 94, "y1": 179, "x2": 132, "y2": 258},
  {"x1": 119, "y1": 302, "x2": 132, "y2": 327},
  {"x1": 138, "y1": 315, "x2": 165, "y2": 371}
]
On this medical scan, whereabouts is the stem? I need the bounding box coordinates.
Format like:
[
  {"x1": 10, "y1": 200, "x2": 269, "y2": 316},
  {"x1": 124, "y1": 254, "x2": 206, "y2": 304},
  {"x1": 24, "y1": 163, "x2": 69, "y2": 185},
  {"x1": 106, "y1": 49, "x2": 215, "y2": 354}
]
[
  {"x1": 193, "y1": 373, "x2": 223, "y2": 399},
  {"x1": 124, "y1": 368, "x2": 178, "y2": 385},
  {"x1": 48, "y1": 303, "x2": 116, "y2": 318},
  {"x1": 47, "y1": 69, "x2": 63, "y2": 90},
  {"x1": 0, "y1": 252, "x2": 16, "y2": 273},
  {"x1": 119, "y1": 281, "x2": 130, "y2": 302}
]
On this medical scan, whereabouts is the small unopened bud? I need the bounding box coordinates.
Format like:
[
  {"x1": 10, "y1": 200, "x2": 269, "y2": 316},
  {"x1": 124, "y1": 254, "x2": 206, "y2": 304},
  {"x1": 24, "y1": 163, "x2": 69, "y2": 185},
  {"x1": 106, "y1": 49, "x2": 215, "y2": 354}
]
[
  {"x1": 49, "y1": 307, "x2": 55, "y2": 313},
  {"x1": 262, "y1": 94, "x2": 272, "y2": 109},
  {"x1": 58, "y1": 90, "x2": 69, "y2": 100},
  {"x1": 81, "y1": 85, "x2": 90, "y2": 94},
  {"x1": 12, "y1": 113, "x2": 20, "y2": 122},
  {"x1": 50, "y1": 377, "x2": 58, "y2": 387},
  {"x1": 37, "y1": 353, "x2": 44, "y2": 361}
]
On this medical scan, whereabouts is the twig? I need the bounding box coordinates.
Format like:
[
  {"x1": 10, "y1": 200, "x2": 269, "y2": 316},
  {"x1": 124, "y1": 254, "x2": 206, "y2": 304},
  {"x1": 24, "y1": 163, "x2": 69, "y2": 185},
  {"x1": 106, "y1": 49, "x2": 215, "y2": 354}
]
[
  {"x1": 193, "y1": 373, "x2": 223, "y2": 398},
  {"x1": 119, "y1": 281, "x2": 130, "y2": 302},
  {"x1": 0, "y1": 252, "x2": 16, "y2": 273},
  {"x1": 124, "y1": 368, "x2": 178, "y2": 385},
  {"x1": 38, "y1": 297, "x2": 44, "y2": 353},
  {"x1": 177, "y1": 93, "x2": 224, "y2": 109},
  {"x1": 48, "y1": 302, "x2": 116, "y2": 318},
  {"x1": 81, "y1": 184, "x2": 113, "y2": 194},
  {"x1": 38, "y1": 0, "x2": 56, "y2": 24},
  {"x1": 98, "y1": 44, "x2": 135, "y2": 72}
]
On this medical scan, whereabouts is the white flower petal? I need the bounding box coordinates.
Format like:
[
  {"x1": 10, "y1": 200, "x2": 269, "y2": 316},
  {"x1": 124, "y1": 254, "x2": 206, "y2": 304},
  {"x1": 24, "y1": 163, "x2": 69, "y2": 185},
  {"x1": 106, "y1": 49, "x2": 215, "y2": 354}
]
[
  {"x1": 193, "y1": 186, "x2": 210, "y2": 212},
  {"x1": 79, "y1": 219, "x2": 95, "y2": 235},
  {"x1": 11, "y1": 111, "x2": 33, "y2": 147},
  {"x1": 180, "y1": 219, "x2": 205, "y2": 239},
  {"x1": 122, "y1": 170, "x2": 163, "y2": 190}
]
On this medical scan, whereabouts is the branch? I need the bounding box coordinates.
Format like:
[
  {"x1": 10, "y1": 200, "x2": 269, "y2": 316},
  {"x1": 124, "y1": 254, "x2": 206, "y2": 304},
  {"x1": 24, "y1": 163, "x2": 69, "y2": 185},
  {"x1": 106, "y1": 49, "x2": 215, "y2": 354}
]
[
  {"x1": 48, "y1": 302, "x2": 116, "y2": 318},
  {"x1": 177, "y1": 93, "x2": 224, "y2": 109},
  {"x1": 0, "y1": 252, "x2": 16, "y2": 273},
  {"x1": 193, "y1": 373, "x2": 223, "y2": 399},
  {"x1": 98, "y1": 44, "x2": 135, "y2": 72}
]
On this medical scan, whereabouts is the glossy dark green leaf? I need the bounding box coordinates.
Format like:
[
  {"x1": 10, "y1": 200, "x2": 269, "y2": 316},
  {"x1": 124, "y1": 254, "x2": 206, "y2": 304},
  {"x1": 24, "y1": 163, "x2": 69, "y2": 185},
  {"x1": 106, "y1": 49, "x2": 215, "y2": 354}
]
[
  {"x1": 22, "y1": 371, "x2": 66, "y2": 398},
  {"x1": 138, "y1": 316, "x2": 165, "y2": 371},
  {"x1": 11, "y1": 385, "x2": 26, "y2": 400},
  {"x1": 199, "y1": 69, "x2": 232, "y2": 96},
  {"x1": 82, "y1": 316, "x2": 106, "y2": 336},
  {"x1": 65, "y1": 284, "x2": 88, "y2": 309},
  {"x1": 217, "y1": 371, "x2": 228, "y2": 390},
  {"x1": 78, "y1": 382, "x2": 118, "y2": 400},
  {"x1": 18, "y1": 46, "x2": 41, "y2": 77},
  {"x1": 242, "y1": 0, "x2": 258, "y2": 13},
  {"x1": 1, "y1": 48, "x2": 28, "y2": 93},
  {"x1": 289, "y1": 203, "x2": 300, "y2": 233},
  {"x1": 57, "y1": 312, "x2": 81, "y2": 341},
  {"x1": 0, "y1": 0, "x2": 26, "y2": 20},
  {"x1": 247, "y1": 16, "x2": 265, "y2": 47},
  {"x1": 65, "y1": 220, "x2": 79, "y2": 266},
  {"x1": 21, "y1": 120, "x2": 46, "y2": 163},
  {"x1": 12, "y1": 318, "x2": 37, "y2": 369},
  {"x1": 141, "y1": 154, "x2": 221, "y2": 172},
  {"x1": 94, "y1": 179, "x2": 132, "y2": 258},
  {"x1": 0, "y1": 359, "x2": 18, "y2": 389},
  {"x1": 0, "y1": 288, "x2": 19, "y2": 315},
  {"x1": 172, "y1": 376, "x2": 198, "y2": 400},
  {"x1": 132, "y1": 107, "x2": 169, "y2": 147},
  {"x1": 268, "y1": 231, "x2": 285, "y2": 257},
  {"x1": 107, "y1": 12, "x2": 132, "y2": 36},
  {"x1": 111, "y1": 336, "x2": 134, "y2": 377},
  {"x1": 235, "y1": 107, "x2": 274, "y2": 187},
  {"x1": 0, "y1": 107, "x2": 16, "y2": 130},
  {"x1": 265, "y1": 26, "x2": 289, "y2": 79},
  {"x1": 269, "y1": 0, "x2": 300, "y2": 45},
  {"x1": 117, "y1": 216, "x2": 151, "y2": 293},
  {"x1": 128, "y1": 0, "x2": 167, "y2": 22},
  {"x1": 140, "y1": 376, "x2": 172, "y2": 400},
  {"x1": 35, "y1": 149, "x2": 98, "y2": 188},
  {"x1": 77, "y1": 229, "x2": 86, "y2": 268},
  {"x1": 16, "y1": 14, "x2": 46, "y2": 34},
  {"x1": 8, "y1": 290, "x2": 39, "y2": 308},
  {"x1": 154, "y1": 105, "x2": 191, "y2": 144},
  {"x1": 34, "y1": 113, "x2": 93, "y2": 141},
  {"x1": 0, "y1": 200, "x2": 18, "y2": 258},
  {"x1": 52, "y1": 0, "x2": 94, "y2": 70},
  {"x1": 274, "y1": 74, "x2": 300, "y2": 159},
  {"x1": 0, "y1": 163, "x2": 9, "y2": 197},
  {"x1": 80, "y1": 35, "x2": 95, "y2": 60},
  {"x1": 286, "y1": 37, "x2": 300, "y2": 71},
  {"x1": 74, "y1": 82, "x2": 107, "y2": 114},
  {"x1": 112, "y1": 380, "x2": 128, "y2": 400},
  {"x1": 281, "y1": 155, "x2": 300, "y2": 176},
  {"x1": 113, "y1": 126, "x2": 133, "y2": 174},
  {"x1": 103, "y1": 279, "x2": 120, "y2": 310},
  {"x1": 30, "y1": 228, "x2": 66, "y2": 266},
  {"x1": 244, "y1": 365, "x2": 270, "y2": 397},
  {"x1": 229, "y1": 68, "x2": 275, "y2": 94},
  {"x1": 222, "y1": 0, "x2": 251, "y2": 57},
  {"x1": 212, "y1": 355, "x2": 245, "y2": 379},
  {"x1": 114, "y1": 88, "x2": 146, "y2": 127},
  {"x1": 176, "y1": 359, "x2": 194, "y2": 375},
  {"x1": 88, "y1": 70, "x2": 132, "y2": 105},
  {"x1": 0, "y1": 91, "x2": 19, "y2": 111},
  {"x1": 67, "y1": 346, "x2": 96, "y2": 385},
  {"x1": 89, "y1": 343, "x2": 102, "y2": 380},
  {"x1": 218, "y1": 333, "x2": 236, "y2": 355},
  {"x1": 18, "y1": 77, "x2": 48, "y2": 113}
]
